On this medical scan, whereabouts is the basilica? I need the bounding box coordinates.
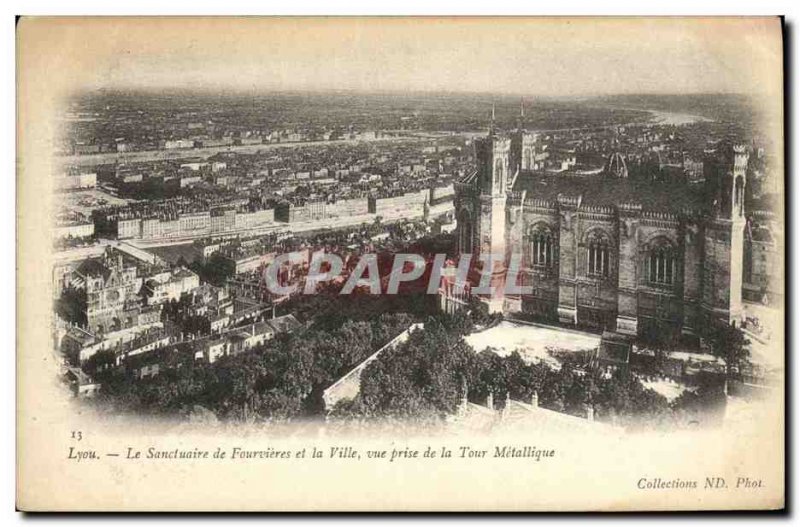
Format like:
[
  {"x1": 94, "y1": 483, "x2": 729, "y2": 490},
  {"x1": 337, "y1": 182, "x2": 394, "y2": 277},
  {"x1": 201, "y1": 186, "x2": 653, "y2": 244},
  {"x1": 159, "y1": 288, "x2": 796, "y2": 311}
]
[{"x1": 453, "y1": 110, "x2": 748, "y2": 341}]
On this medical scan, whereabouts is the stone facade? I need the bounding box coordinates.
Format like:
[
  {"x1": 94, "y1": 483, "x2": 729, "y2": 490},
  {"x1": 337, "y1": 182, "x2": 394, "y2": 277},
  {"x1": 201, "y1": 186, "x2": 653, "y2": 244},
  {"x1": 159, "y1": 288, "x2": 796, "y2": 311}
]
[
  {"x1": 743, "y1": 211, "x2": 783, "y2": 305},
  {"x1": 76, "y1": 248, "x2": 145, "y2": 334}
]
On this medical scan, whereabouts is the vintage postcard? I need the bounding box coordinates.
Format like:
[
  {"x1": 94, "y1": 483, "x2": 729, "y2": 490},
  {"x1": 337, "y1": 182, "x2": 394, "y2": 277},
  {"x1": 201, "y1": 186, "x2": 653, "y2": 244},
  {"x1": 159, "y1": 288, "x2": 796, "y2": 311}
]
[{"x1": 16, "y1": 16, "x2": 785, "y2": 511}]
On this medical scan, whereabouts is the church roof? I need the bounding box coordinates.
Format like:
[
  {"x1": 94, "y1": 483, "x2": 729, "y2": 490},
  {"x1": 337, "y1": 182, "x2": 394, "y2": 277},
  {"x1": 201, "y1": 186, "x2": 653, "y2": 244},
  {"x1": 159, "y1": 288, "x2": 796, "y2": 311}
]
[
  {"x1": 76, "y1": 258, "x2": 112, "y2": 280},
  {"x1": 512, "y1": 171, "x2": 709, "y2": 213}
]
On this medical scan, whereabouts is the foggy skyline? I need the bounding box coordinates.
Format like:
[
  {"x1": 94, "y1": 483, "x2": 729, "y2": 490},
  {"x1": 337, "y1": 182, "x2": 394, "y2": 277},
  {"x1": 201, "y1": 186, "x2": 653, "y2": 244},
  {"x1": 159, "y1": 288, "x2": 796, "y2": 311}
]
[{"x1": 25, "y1": 17, "x2": 782, "y2": 98}]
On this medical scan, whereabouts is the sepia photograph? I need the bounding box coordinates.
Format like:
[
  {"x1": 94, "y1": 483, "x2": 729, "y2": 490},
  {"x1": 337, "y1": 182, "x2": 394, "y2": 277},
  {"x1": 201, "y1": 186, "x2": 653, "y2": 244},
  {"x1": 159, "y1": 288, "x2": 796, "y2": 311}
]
[{"x1": 15, "y1": 15, "x2": 785, "y2": 512}]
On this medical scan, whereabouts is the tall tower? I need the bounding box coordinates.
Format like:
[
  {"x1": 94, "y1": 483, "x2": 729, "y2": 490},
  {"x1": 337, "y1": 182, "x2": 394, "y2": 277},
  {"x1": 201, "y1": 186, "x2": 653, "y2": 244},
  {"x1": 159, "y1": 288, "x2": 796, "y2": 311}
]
[
  {"x1": 470, "y1": 104, "x2": 511, "y2": 313},
  {"x1": 510, "y1": 98, "x2": 538, "y2": 173},
  {"x1": 702, "y1": 143, "x2": 748, "y2": 326},
  {"x1": 520, "y1": 132, "x2": 537, "y2": 171},
  {"x1": 510, "y1": 99, "x2": 524, "y2": 177}
]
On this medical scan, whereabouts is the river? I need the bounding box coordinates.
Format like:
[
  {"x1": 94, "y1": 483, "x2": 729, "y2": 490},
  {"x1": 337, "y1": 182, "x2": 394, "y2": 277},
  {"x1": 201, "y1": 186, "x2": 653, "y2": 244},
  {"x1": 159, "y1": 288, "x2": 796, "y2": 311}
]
[{"x1": 646, "y1": 109, "x2": 713, "y2": 126}]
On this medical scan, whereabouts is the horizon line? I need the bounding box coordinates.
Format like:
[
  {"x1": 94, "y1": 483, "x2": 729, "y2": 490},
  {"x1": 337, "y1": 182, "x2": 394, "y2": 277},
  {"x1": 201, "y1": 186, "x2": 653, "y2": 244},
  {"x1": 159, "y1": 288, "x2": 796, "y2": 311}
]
[{"x1": 76, "y1": 86, "x2": 762, "y2": 100}]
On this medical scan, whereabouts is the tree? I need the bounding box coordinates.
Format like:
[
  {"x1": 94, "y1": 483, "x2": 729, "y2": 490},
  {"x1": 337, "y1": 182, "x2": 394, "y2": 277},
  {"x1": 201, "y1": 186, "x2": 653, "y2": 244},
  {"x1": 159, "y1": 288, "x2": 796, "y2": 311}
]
[
  {"x1": 358, "y1": 325, "x2": 475, "y2": 418},
  {"x1": 466, "y1": 296, "x2": 501, "y2": 328},
  {"x1": 471, "y1": 350, "x2": 508, "y2": 406},
  {"x1": 55, "y1": 286, "x2": 87, "y2": 327},
  {"x1": 83, "y1": 349, "x2": 116, "y2": 378},
  {"x1": 670, "y1": 371, "x2": 726, "y2": 426},
  {"x1": 706, "y1": 323, "x2": 750, "y2": 380},
  {"x1": 191, "y1": 253, "x2": 235, "y2": 287}
]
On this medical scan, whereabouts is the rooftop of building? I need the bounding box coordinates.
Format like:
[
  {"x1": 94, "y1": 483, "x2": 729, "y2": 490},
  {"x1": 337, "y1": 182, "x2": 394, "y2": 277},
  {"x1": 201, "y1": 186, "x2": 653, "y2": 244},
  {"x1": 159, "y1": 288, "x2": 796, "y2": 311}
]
[
  {"x1": 229, "y1": 320, "x2": 275, "y2": 340},
  {"x1": 76, "y1": 258, "x2": 114, "y2": 280},
  {"x1": 512, "y1": 171, "x2": 710, "y2": 213},
  {"x1": 267, "y1": 314, "x2": 302, "y2": 334}
]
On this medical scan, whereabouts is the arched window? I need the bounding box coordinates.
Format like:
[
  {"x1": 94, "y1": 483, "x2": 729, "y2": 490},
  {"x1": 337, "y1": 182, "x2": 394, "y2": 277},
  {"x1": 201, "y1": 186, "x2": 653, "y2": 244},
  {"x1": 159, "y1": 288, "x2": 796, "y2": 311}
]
[
  {"x1": 585, "y1": 230, "x2": 612, "y2": 279},
  {"x1": 644, "y1": 238, "x2": 677, "y2": 286},
  {"x1": 529, "y1": 225, "x2": 555, "y2": 268},
  {"x1": 735, "y1": 176, "x2": 745, "y2": 217},
  {"x1": 523, "y1": 149, "x2": 532, "y2": 170}
]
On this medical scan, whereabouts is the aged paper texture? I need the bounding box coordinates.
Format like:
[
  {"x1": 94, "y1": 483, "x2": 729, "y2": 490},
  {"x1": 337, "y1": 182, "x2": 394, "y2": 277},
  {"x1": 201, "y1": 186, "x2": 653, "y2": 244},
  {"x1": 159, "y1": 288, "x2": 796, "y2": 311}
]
[{"x1": 17, "y1": 16, "x2": 784, "y2": 511}]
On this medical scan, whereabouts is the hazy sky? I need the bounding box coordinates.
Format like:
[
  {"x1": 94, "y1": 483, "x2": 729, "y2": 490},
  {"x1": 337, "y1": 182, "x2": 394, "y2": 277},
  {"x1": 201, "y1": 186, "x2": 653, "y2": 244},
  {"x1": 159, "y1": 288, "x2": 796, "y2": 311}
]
[{"x1": 21, "y1": 17, "x2": 783, "y2": 97}]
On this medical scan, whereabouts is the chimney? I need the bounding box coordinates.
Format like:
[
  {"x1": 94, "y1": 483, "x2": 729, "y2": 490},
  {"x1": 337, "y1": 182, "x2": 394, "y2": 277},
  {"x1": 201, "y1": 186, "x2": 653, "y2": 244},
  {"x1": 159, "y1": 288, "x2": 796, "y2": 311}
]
[
  {"x1": 531, "y1": 391, "x2": 539, "y2": 408},
  {"x1": 486, "y1": 392, "x2": 494, "y2": 410}
]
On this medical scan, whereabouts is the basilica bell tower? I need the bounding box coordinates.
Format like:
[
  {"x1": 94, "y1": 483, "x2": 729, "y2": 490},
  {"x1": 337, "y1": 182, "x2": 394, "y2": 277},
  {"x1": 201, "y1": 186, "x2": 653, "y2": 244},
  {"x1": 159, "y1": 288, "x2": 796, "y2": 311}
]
[
  {"x1": 702, "y1": 143, "x2": 748, "y2": 326},
  {"x1": 472, "y1": 104, "x2": 510, "y2": 313}
]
